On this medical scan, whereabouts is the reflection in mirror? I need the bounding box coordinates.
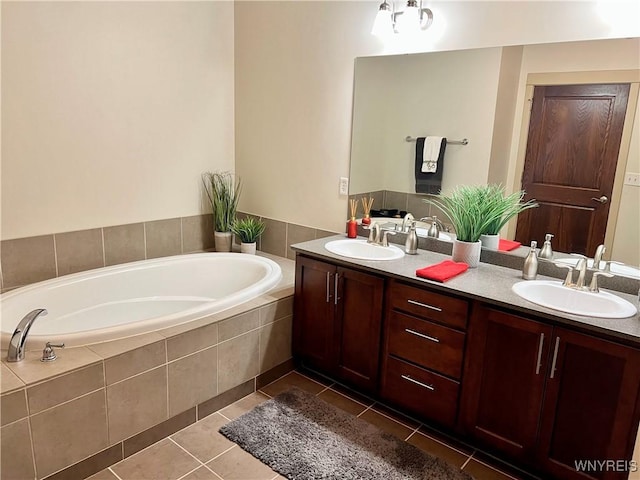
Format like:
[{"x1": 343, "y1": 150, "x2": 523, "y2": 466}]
[{"x1": 349, "y1": 38, "x2": 640, "y2": 277}]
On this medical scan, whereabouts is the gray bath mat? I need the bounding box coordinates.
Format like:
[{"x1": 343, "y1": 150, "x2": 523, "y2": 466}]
[{"x1": 219, "y1": 387, "x2": 473, "y2": 480}]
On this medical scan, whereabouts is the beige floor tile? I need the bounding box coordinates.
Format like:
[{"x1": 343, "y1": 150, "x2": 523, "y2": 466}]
[
  {"x1": 219, "y1": 392, "x2": 269, "y2": 421},
  {"x1": 259, "y1": 371, "x2": 326, "y2": 397},
  {"x1": 207, "y1": 445, "x2": 277, "y2": 480},
  {"x1": 86, "y1": 468, "x2": 120, "y2": 480},
  {"x1": 171, "y1": 413, "x2": 235, "y2": 463},
  {"x1": 407, "y1": 431, "x2": 470, "y2": 468},
  {"x1": 111, "y1": 438, "x2": 200, "y2": 480},
  {"x1": 358, "y1": 408, "x2": 414, "y2": 440},
  {"x1": 179, "y1": 466, "x2": 221, "y2": 480},
  {"x1": 371, "y1": 403, "x2": 421, "y2": 429},
  {"x1": 317, "y1": 388, "x2": 368, "y2": 416},
  {"x1": 463, "y1": 459, "x2": 520, "y2": 480}
]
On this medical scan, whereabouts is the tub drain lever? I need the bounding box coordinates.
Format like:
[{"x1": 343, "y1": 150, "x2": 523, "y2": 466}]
[{"x1": 41, "y1": 342, "x2": 65, "y2": 362}]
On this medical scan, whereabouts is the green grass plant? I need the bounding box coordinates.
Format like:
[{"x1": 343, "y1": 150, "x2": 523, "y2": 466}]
[
  {"x1": 424, "y1": 185, "x2": 537, "y2": 243},
  {"x1": 231, "y1": 217, "x2": 266, "y2": 243},
  {"x1": 202, "y1": 171, "x2": 242, "y2": 233}
]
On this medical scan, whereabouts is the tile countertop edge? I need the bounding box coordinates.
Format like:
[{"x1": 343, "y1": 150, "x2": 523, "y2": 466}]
[{"x1": 291, "y1": 236, "x2": 640, "y2": 346}]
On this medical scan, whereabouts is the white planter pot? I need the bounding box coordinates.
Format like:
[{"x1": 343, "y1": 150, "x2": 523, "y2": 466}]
[
  {"x1": 214, "y1": 231, "x2": 233, "y2": 252},
  {"x1": 480, "y1": 233, "x2": 500, "y2": 251},
  {"x1": 240, "y1": 242, "x2": 257, "y2": 255},
  {"x1": 452, "y1": 239, "x2": 482, "y2": 268}
]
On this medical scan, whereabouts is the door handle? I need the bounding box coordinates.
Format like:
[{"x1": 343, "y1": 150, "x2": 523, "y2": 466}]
[
  {"x1": 591, "y1": 195, "x2": 608, "y2": 204},
  {"x1": 535, "y1": 333, "x2": 545, "y2": 375}
]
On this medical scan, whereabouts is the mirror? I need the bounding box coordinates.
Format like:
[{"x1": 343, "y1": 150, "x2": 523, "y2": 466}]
[{"x1": 349, "y1": 38, "x2": 640, "y2": 278}]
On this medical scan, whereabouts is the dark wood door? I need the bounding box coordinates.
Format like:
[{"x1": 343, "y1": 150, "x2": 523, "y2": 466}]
[
  {"x1": 460, "y1": 305, "x2": 553, "y2": 461},
  {"x1": 515, "y1": 83, "x2": 630, "y2": 257},
  {"x1": 293, "y1": 255, "x2": 337, "y2": 372},
  {"x1": 334, "y1": 267, "x2": 384, "y2": 392},
  {"x1": 537, "y1": 328, "x2": 640, "y2": 480}
]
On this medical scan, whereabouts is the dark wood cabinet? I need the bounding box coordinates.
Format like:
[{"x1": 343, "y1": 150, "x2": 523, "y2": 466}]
[
  {"x1": 537, "y1": 327, "x2": 640, "y2": 480},
  {"x1": 460, "y1": 305, "x2": 553, "y2": 459},
  {"x1": 461, "y1": 304, "x2": 640, "y2": 480},
  {"x1": 380, "y1": 280, "x2": 469, "y2": 428},
  {"x1": 293, "y1": 255, "x2": 384, "y2": 392},
  {"x1": 293, "y1": 252, "x2": 640, "y2": 480}
]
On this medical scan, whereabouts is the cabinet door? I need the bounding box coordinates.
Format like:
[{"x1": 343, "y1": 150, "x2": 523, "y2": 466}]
[
  {"x1": 293, "y1": 256, "x2": 336, "y2": 372},
  {"x1": 334, "y1": 267, "x2": 384, "y2": 392},
  {"x1": 537, "y1": 328, "x2": 640, "y2": 480},
  {"x1": 460, "y1": 304, "x2": 552, "y2": 460}
]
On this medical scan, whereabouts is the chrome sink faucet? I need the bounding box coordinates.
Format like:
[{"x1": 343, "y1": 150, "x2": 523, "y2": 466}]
[
  {"x1": 7, "y1": 309, "x2": 48, "y2": 362},
  {"x1": 365, "y1": 223, "x2": 381, "y2": 245},
  {"x1": 401, "y1": 213, "x2": 414, "y2": 233}
]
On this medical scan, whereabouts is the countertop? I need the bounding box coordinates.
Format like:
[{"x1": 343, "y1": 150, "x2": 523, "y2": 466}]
[{"x1": 291, "y1": 235, "x2": 640, "y2": 346}]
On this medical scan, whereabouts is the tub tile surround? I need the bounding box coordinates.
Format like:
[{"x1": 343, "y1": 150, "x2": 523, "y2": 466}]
[
  {"x1": 1, "y1": 212, "x2": 334, "y2": 291},
  {"x1": 0, "y1": 253, "x2": 295, "y2": 480}
]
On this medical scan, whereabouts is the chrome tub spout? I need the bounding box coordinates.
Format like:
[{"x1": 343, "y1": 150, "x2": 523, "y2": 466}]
[{"x1": 7, "y1": 309, "x2": 48, "y2": 362}]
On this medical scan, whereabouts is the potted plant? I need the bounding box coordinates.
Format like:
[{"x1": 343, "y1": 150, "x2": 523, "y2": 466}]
[
  {"x1": 478, "y1": 185, "x2": 538, "y2": 250},
  {"x1": 231, "y1": 217, "x2": 266, "y2": 254},
  {"x1": 202, "y1": 171, "x2": 242, "y2": 252},
  {"x1": 424, "y1": 185, "x2": 536, "y2": 267}
]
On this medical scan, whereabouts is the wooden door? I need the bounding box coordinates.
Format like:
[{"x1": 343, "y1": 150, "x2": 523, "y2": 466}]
[
  {"x1": 515, "y1": 83, "x2": 630, "y2": 257},
  {"x1": 334, "y1": 267, "x2": 384, "y2": 392},
  {"x1": 460, "y1": 305, "x2": 553, "y2": 461},
  {"x1": 537, "y1": 328, "x2": 640, "y2": 480},
  {"x1": 293, "y1": 255, "x2": 337, "y2": 372}
]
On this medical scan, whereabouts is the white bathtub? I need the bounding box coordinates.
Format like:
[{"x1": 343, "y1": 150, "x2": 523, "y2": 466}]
[{"x1": 1, "y1": 253, "x2": 282, "y2": 349}]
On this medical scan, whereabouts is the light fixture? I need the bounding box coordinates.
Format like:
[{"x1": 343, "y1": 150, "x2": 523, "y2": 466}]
[{"x1": 371, "y1": 0, "x2": 433, "y2": 36}]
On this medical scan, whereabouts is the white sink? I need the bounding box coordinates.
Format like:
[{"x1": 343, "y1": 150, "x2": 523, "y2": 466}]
[
  {"x1": 324, "y1": 239, "x2": 404, "y2": 261},
  {"x1": 512, "y1": 280, "x2": 637, "y2": 319},
  {"x1": 553, "y1": 258, "x2": 640, "y2": 279}
]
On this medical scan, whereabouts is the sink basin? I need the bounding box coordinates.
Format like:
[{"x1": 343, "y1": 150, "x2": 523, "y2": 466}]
[
  {"x1": 553, "y1": 258, "x2": 640, "y2": 279},
  {"x1": 512, "y1": 280, "x2": 637, "y2": 319},
  {"x1": 324, "y1": 239, "x2": 404, "y2": 261}
]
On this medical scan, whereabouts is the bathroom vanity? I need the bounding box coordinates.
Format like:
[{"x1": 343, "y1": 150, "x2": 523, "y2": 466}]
[{"x1": 291, "y1": 236, "x2": 640, "y2": 480}]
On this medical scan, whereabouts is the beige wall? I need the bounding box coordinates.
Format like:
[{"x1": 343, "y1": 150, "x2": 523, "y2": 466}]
[
  {"x1": 234, "y1": 1, "x2": 640, "y2": 233},
  {"x1": 1, "y1": 2, "x2": 234, "y2": 240}
]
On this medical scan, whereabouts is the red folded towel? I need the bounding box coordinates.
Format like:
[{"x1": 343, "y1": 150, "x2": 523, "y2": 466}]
[
  {"x1": 498, "y1": 239, "x2": 521, "y2": 251},
  {"x1": 416, "y1": 260, "x2": 469, "y2": 282}
]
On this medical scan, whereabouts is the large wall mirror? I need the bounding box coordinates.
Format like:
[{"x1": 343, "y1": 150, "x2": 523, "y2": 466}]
[{"x1": 349, "y1": 37, "x2": 640, "y2": 277}]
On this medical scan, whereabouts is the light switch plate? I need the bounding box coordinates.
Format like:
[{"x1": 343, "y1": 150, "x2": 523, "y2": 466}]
[
  {"x1": 624, "y1": 172, "x2": 640, "y2": 187},
  {"x1": 339, "y1": 177, "x2": 349, "y2": 196}
]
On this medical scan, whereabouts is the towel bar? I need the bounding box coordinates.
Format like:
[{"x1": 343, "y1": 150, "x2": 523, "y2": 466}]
[{"x1": 405, "y1": 136, "x2": 468, "y2": 145}]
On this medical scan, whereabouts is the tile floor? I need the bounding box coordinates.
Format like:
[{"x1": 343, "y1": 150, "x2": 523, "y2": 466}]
[{"x1": 88, "y1": 371, "x2": 534, "y2": 480}]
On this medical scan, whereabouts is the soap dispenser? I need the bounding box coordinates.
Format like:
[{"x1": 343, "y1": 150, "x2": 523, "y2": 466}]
[
  {"x1": 405, "y1": 221, "x2": 418, "y2": 255},
  {"x1": 539, "y1": 234, "x2": 554, "y2": 259},
  {"x1": 427, "y1": 216, "x2": 441, "y2": 238},
  {"x1": 522, "y1": 241, "x2": 538, "y2": 280}
]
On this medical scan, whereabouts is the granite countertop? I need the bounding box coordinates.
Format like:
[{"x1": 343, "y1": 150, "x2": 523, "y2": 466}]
[{"x1": 291, "y1": 235, "x2": 640, "y2": 346}]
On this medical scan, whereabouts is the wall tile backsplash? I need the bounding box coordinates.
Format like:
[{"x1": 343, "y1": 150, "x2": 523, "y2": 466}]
[{"x1": 0, "y1": 212, "x2": 333, "y2": 291}]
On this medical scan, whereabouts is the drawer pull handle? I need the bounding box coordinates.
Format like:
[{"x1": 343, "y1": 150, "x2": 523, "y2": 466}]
[
  {"x1": 407, "y1": 299, "x2": 442, "y2": 312},
  {"x1": 405, "y1": 328, "x2": 440, "y2": 343},
  {"x1": 401, "y1": 375, "x2": 435, "y2": 391}
]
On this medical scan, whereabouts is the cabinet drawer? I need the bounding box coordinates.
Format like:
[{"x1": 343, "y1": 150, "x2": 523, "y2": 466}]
[
  {"x1": 389, "y1": 281, "x2": 468, "y2": 330},
  {"x1": 380, "y1": 356, "x2": 459, "y2": 427},
  {"x1": 387, "y1": 311, "x2": 465, "y2": 378}
]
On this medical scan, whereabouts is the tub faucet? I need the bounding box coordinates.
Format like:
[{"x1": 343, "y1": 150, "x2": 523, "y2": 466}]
[{"x1": 7, "y1": 309, "x2": 48, "y2": 362}]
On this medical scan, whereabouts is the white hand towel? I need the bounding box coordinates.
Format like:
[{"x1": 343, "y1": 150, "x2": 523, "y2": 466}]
[{"x1": 421, "y1": 136, "x2": 444, "y2": 173}]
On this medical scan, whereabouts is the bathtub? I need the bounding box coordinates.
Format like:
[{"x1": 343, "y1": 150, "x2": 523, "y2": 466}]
[{"x1": 1, "y1": 253, "x2": 282, "y2": 349}]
